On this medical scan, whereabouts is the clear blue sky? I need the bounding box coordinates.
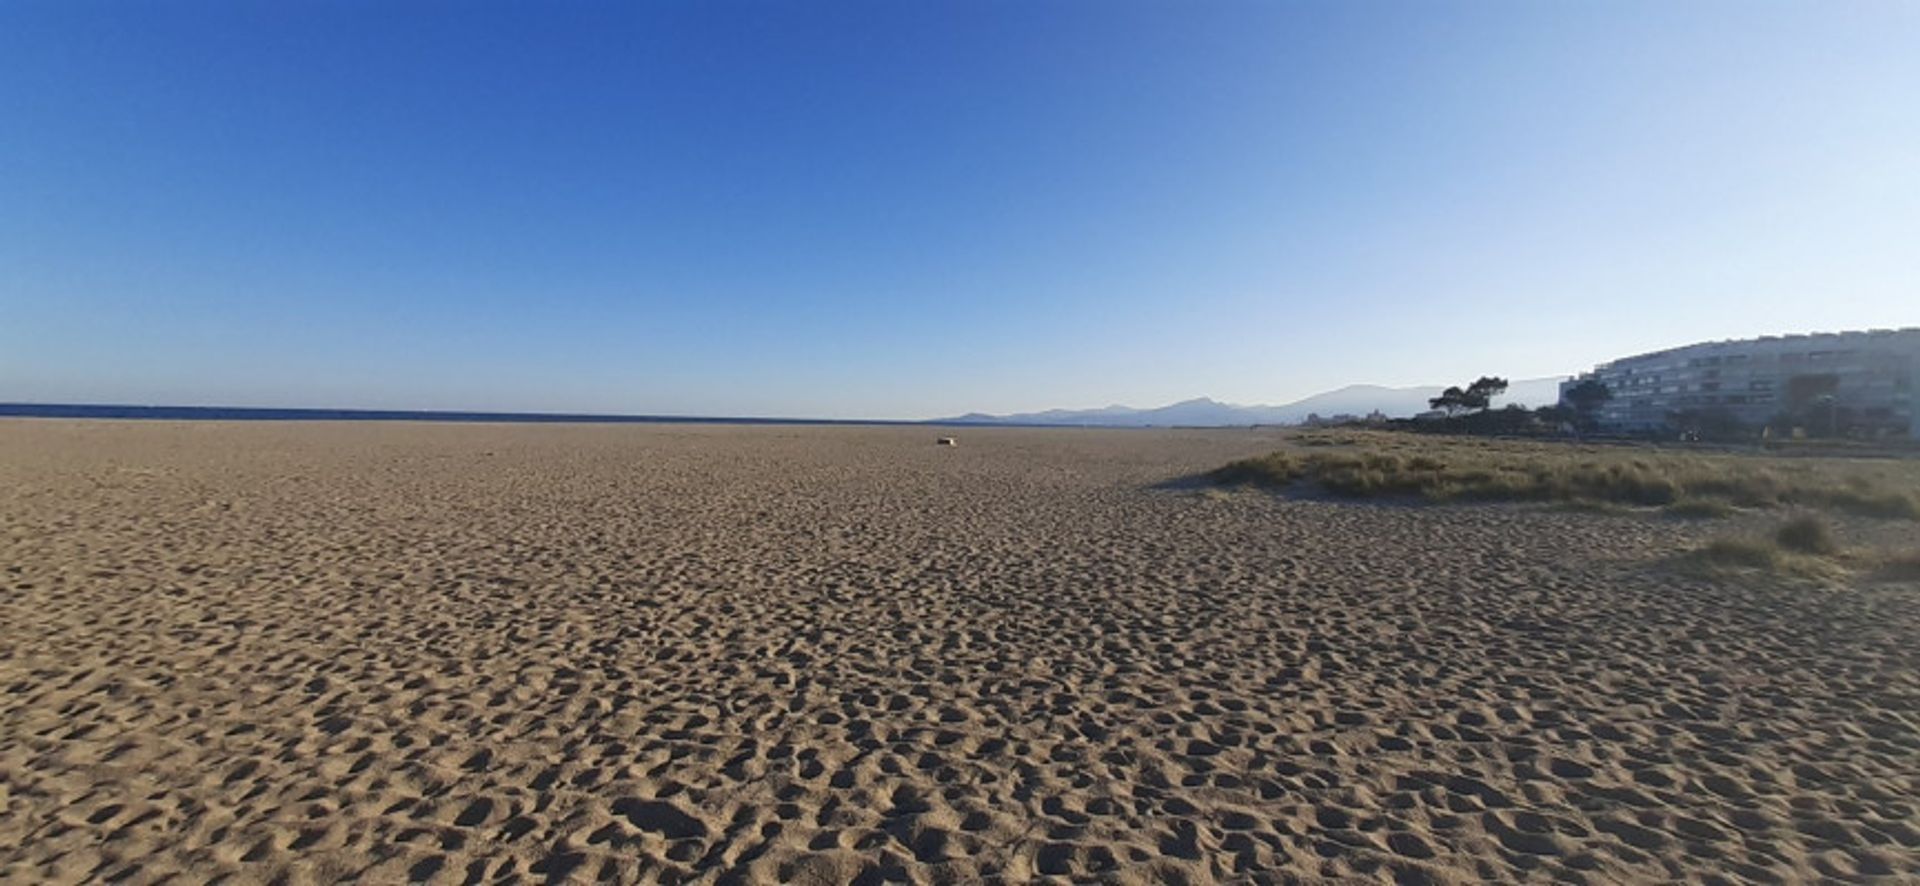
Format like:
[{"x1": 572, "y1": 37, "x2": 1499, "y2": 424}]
[{"x1": 3, "y1": 2, "x2": 1915, "y2": 418}]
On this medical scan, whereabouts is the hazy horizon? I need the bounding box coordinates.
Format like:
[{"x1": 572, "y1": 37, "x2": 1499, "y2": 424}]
[
  {"x1": 0, "y1": 350, "x2": 1898, "y2": 422},
  {"x1": 5, "y1": 2, "x2": 1915, "y2": 420},
  {"x1": 0, "y1": 375, "x2": 1563, "y2": 422}
]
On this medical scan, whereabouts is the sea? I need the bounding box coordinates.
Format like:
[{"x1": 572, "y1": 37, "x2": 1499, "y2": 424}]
[{"x1": 0, "y1": 403, "x2": 922, "y2": 426}]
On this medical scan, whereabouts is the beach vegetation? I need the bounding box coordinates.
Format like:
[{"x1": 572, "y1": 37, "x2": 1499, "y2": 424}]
[
  {"x1": 1693, "y1": 537, "x2": 1787, "y2": 570},
  {"x1": 1773, "y1": 514, "x2": 1839, "y2": 555},
  {"x1": 1210, "y1": 430, "x2": 1920, "y2": 519},
  {"x1": 1683, "y1": 522, "x2": 1845, "y2": 581},
  {"x1": 1665, "y1": 499, "x2": 1734, "y2": 519},
  {"x1": 1679, "y1": 517, "x2": 1920, "y2": 584},
  {"x1": 1427, "y1": 376, "x2": 1509, "y2": 417},
  {"x1": 1562, "y1": 379, "x2": 1612, "y2": 430},
  {"x1": 1876, "y1": 550, "x2": 1920, "y2": 582}
]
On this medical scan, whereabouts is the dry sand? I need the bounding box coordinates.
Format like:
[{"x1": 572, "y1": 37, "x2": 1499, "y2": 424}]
[{"x1": 1, "y1": 421, "x2": 1916, "y2": 883}]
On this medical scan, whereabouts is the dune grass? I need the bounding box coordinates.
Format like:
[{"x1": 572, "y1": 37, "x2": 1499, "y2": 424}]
[
  {"x1": 1552, "y1": 499, "x2": 1629, "y2": 515},
  {"x1": 1664, "y1": 499, "x2": 1736, "y2": 519},
  {"x1": 1682, "y1": 536, "x2": 1842, "y2": 581},
  {"x1": 1682, "y1": 515, "x2": 1854, "y2": 581},
  {"x1": 1774, "y1": 514, "x2": 1840, "y2": 555},
  {"x1": 1215, "y1": 432, "x2": 1920, "y2": 584},
  {"x1": 1693, "y1": 537, "x2": 1788, "y2": 570},
  {"x1": 1878, "y1": 551, "x2": 1920, "y2": 582},
  {"x1": 1675, "y1": 513, "x2": 1920, "y2": 584},
  {"x1": 1211, "y1": 430, "x2": 1920, "y2": 519}
]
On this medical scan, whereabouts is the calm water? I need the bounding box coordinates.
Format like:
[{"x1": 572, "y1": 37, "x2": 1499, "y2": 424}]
[{"x1": 0, "y1": 403, "x2": 922, "y2": 426}]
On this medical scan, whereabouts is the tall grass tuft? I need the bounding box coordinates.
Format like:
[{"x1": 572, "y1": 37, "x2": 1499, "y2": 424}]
[
  {"x1": 1685, "y1": 534, "x2": 1844, "y2": 581},
  {"x1": 1694, "y1": 538, "x2": 1782, "y2": 570},
  {"x1": 1208, "y1": 452, "x2": 1302, "y2": 487},
  {"x1": 1774, "y1": 514, "x2": 1839, "y2": 555}
]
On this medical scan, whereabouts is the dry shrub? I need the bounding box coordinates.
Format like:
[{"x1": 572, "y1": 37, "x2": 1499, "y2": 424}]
[
  {"x1": 1209, "y1": 452, "x2": 1301, "y2": 487},
  {"x1": 1695, "y1": 538, "x2": 1782, "y2": 570},
  {"x1": 1685, "y1": 536, "x2": 1842, "y2": 581},
  {"x1": 1774, "y1": 514, "x2": 1839, "y2": 555}
]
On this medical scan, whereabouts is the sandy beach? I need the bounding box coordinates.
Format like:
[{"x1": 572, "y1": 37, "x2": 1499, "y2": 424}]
[{"x1": 1, "y1": 420, "x2": 1915, "y2": 883}]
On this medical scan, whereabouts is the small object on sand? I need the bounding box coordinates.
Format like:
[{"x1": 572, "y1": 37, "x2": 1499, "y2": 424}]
[{"x1": 936, "y1": 436, "x2": 957, "y2": 447}]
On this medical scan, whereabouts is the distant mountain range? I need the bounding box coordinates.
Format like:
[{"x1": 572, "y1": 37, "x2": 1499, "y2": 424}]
[{"x1": 938, "y1": 377, "x2": 1567, "y2": 427}]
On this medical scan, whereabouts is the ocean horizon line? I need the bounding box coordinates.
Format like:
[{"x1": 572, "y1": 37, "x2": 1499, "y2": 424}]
[
  {"x1": 0, "y1": 402, "x2": 1158, "y2": 428},
  {"x1": 0, "y1": 402, "x2": 945, "y2": 427}
]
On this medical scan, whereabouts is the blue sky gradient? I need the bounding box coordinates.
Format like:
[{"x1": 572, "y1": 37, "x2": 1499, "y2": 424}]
[{"x1": 4, "y1": 1, "x2": 1915, "y2": 418}]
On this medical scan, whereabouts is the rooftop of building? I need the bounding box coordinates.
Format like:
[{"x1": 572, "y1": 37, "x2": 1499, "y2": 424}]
[{"x1": 1590, "y1": 327, "x2": 1920, "y2": 371}]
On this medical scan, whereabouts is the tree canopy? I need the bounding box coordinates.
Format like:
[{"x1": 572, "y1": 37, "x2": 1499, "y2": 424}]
[
  {"x1": 1429, "y1": 386, "x2": 1470, "y2": 417},
  {"x1": 1429, "y1": 376, "x2": 1508, "y2": 416},
  {"x1": 1563, "y1": 378, "x2": 1612, "y2": 414}
]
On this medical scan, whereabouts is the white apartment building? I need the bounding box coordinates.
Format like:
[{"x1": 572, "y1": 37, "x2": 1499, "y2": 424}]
[{"x1": 1561, "y1": 329, "x2": 1920, "y2": 436}]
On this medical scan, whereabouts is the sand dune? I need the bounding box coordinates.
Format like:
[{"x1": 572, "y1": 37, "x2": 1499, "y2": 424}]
[{"x1": 1, "y1": 421, "x2": 1916, "y2": 883}]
